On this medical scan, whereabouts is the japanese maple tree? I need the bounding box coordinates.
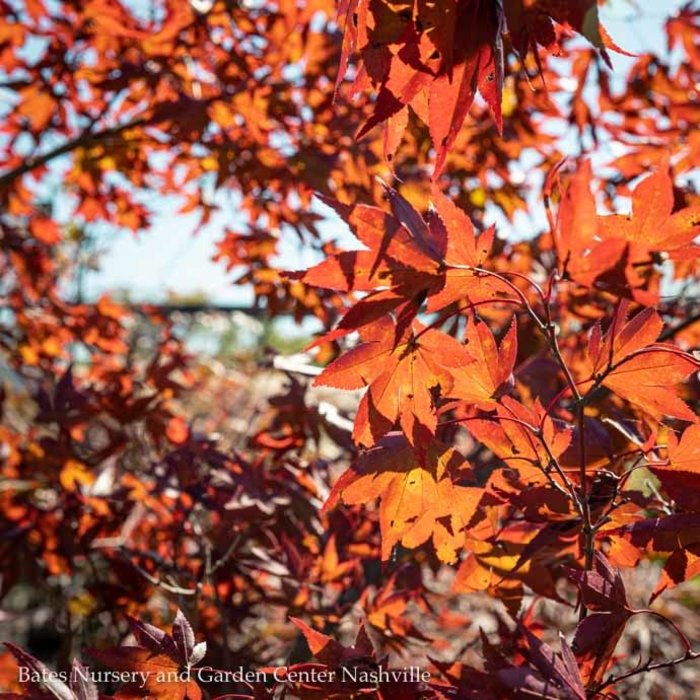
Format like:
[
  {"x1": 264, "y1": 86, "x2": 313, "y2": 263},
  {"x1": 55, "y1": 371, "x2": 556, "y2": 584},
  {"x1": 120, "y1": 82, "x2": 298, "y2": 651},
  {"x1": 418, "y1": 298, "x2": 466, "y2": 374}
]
[{"x1": 1, "y1": 1, "x2": 700, "y2": 699}]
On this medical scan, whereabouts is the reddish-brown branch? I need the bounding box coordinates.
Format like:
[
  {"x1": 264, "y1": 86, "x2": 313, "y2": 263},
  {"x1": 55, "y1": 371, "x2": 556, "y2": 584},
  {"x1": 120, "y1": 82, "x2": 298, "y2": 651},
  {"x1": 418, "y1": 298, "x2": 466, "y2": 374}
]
[
  {"x1": 594, "y1": 650, "x2": 700, "y2": 694},
  {"x1": 0, "y1": 117, "x2": 147, "y2": 191}
]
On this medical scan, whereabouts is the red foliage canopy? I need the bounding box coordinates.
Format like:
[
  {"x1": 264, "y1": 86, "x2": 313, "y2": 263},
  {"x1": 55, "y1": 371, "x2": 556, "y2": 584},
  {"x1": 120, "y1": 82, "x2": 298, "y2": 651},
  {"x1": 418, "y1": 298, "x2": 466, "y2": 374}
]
[{"x1": 1, "y1": 1, "x2": 700, "y2": 699}]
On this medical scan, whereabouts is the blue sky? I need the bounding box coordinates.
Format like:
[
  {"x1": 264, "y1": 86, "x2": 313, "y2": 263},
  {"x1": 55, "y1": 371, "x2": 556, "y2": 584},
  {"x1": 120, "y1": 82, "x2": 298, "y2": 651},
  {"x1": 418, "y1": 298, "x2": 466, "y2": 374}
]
[{"x1": 81, "y1": 1, "x2": 687, "y2": 307}]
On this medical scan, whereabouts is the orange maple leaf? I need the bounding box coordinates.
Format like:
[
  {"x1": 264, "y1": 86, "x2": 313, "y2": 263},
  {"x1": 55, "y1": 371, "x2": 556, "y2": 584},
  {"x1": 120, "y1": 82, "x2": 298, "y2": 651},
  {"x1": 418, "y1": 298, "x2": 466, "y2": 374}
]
[
  {"x1": 424, "y1": 187, "x2": 511, "y2": 312},
  {"x1": 88, "y1": 611, "x2": 205, "y2": 700},
  {"x1": 650, "y1": 424, "x2": 700, "y2": 511},
  {"x1": 315, "y1": 315, "x2": 472, "y2": 447},
  {"x1": 583, "y1": 302, "x2": 700, "y2": 422},
  {"x1": 555, "y1": 159, "x2": 700, "y2": 301},
  {"x1": 87, "y1": 648, "x2": 201, "y2": 700},
  {"x1": 598, "y1": 161, "x2": 700, "y2": 251},
  {"x1": 463, "y1": 396, "x2": 572, "y2": 488},
  {"x1": 448, "y1": 314, "x2": 518, "y2": 407},
  {"x1": 323, "y1": 434, "x2": 483, "y2": 563}
]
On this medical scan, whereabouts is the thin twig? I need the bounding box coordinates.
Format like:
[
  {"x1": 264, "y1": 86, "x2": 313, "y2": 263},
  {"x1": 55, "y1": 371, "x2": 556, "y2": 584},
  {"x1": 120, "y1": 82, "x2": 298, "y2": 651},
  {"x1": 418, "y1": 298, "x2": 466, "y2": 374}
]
[
  {"x1": 595, "y1": 650, "x2": 700, "y2": 692},
  {"x1": 129, "y1": 561, "x2": 201, "y2": 596},
  {"x1": 0, "y1": 117, "x2": 147, "y2": 191},
  {"x1": 659, "y1": 311, "x2": 700, "y2": 342}
]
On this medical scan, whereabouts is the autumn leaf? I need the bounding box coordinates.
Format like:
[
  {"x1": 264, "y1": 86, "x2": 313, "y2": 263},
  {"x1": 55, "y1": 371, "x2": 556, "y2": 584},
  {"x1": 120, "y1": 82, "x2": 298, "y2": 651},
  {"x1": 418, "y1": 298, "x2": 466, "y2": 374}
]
[
  {"x1": 88, "y1": 648, "x2": 200, "y2": 700},
  {"x1": 554, "y1": 160, "x2": 600, "y2": 273},
  {"x1": 505, "y1": 0, "x2": 610, "y2": 60},
  {"x1": 294, "y1": 195, "x2": 439, "y2": 308},
  {"x1": 479, "y1": 396, "x2": 571, "y2": 465},
  {"x1": 650, "y1": 424, "x2": 700, "y2": 512},
  {"x1": 613, "y1": 514, "x2": 700, "y2": 603},
  {"x1": 428, "y1": 1, "x2": 503, "y2": 174},
  {"x1": 424, "y1": 187, "x2": 511, "y2": 312},
  {"x1": 87, "y1": 611, "x2": 204, "y2": 700},
  {"x1": 448, "y1": 314, "x2": 517, "y2": 407},
  {"x1": 299, "y1": 188, "x2": 513, "y2": 336},
  {"x1": 323, "y1": 434, "x2": 482, "y2": 563},
  {"x1": 59, "y1": 459, "x2": 95, "y2": 492},
  {"x1": 555, "y1": 159, "x2": 700, "y2": 300},
  {"x1": 0, "y1": 650, "x2": 102, "y2": 700},
  {"x1": 314, "y1": 315, "x2": 471, "y2": 447},
  {"x1": 16, "y1": 84, "x2": 54, "y2": 132},
  {"x1": 166, "y1": 416, "x2": 189, "y2": 445},
  {"x1": 518, "y1": 629, "x2": 586, "y2": 700},
  {"x1": 289, "y1": 617, "x2": 374, "y2": 667},
  {"x1": 583, "y1": 302, "x2": 700, "y2": 422},
  {"x1": 651, "y1": 546, "x2": 700, "y2": 604},
  {"x1": 598, "y1": 160, "x2": 700, "y2": 251},
  {"x1": 29, "y1": 217, "x2": 61, "y2": 245},
  {"x1": 554, "y1": 160, "x2": 641, "y2": 297},
  {"x1": 427, "y1": 185, "x2": 494, "y2": 268},
  {"x1": 362, "y1": 572, "x2": 430, "y2": 647},
  {"x1": 454, "y1": 517, "x2": 571, "y2": 613},
  {"x1": 415, "y1": 0, "x2": 457, "y2": 71},
  {"x1": 464, "y1": 625, "x2": 587, "y2": 700},
  {"x1": 567, "y1": 552, "x2": 632, "y2": 686}
]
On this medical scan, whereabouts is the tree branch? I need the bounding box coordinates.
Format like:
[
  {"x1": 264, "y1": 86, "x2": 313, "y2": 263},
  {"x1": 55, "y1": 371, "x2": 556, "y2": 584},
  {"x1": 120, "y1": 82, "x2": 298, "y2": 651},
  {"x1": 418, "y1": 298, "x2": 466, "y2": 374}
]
[
  {"x1": 0, "y1": 117, "x2": 147, "y2": 191},
  {"x1": 659, "y1": 311, "x2": 700, "y2": 342},
  {"x1": 595, "y1": 649, "x2": 700, "y2": 693}
]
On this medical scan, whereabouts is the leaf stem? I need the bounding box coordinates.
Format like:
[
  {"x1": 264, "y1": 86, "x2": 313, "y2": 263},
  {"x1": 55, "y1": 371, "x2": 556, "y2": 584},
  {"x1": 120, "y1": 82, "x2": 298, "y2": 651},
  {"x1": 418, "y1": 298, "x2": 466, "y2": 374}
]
[{"x1": 471, "y1": 266, "x2": 547, "y2": 332}]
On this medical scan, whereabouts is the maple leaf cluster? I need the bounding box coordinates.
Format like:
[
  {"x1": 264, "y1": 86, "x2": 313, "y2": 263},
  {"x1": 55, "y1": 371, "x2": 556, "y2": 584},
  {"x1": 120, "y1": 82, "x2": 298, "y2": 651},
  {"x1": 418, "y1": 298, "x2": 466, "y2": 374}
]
[{"x1": 1, "y1": 1, "x2": 700, "y2": 699}]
